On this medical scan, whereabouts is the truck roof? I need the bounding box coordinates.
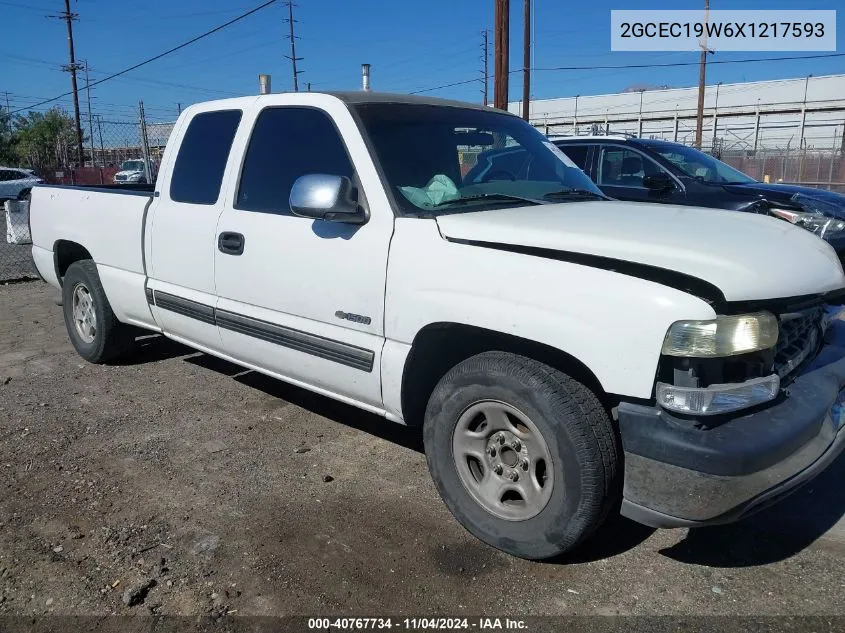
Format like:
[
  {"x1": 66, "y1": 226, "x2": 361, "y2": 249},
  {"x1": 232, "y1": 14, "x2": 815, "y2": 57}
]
[
  {"x1": 550, "y1": 135, "x2": 634, "y2": 142},
  {"x1": 328, "y1": 91, "x2": 496, "y2": 112},
  {"x1": 184, "y1": 91, "x2": 503, "y2": 115}
]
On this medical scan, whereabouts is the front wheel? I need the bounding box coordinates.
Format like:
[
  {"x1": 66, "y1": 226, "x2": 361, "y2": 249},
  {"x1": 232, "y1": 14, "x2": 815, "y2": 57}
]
[
  {"x1": 62, "y1": 260, "x2": 135, "y2": 363},
  {"x1": 423, "y1": 351, "x2": 619, "y2": 560}
]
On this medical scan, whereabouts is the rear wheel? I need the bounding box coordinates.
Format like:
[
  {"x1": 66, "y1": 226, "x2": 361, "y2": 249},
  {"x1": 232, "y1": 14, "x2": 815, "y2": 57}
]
[
  {"x1": 62, "y1": 260, "x2": 135, "y2": 363},
  {"x1": 423, "y1": 351, "x2": 619, "y2": 560}
]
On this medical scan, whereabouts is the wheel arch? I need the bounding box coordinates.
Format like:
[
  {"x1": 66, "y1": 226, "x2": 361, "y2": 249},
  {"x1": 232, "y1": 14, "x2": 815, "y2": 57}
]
[
  {"x1": 53, "y1": 240, "x2": 93, "y2": 285},
  {"x1": 399, "y1": 321, "x2": 614, "y2": 427}
]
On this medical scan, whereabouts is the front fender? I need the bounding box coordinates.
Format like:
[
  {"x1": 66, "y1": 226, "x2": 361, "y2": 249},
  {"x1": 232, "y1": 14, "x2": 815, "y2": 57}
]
[{"x1": 385, "y1": 219, "x2": 717, "y2": 400}]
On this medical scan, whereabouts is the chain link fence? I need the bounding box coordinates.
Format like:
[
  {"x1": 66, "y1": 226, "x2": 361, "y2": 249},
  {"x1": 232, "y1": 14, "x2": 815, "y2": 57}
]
[{"x1": 0, "y1": 113, "x2": 175, "y2": 282}]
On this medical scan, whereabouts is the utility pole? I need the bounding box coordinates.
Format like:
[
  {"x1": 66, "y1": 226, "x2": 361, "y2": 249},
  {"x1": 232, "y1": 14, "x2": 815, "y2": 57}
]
[
  {"x1": 521, "y1": 0, "x2": 530, "y2": 121},
  {"x1": 494, "y1": 0, "x2": 510, "y2": 110},
  {"x1": 58, "y1": 0, "x2": 84, "y2": 166},
  {"x1": 82, "y1": 60, "x2": 95, "y2": 167},
  {"x1": 139, "y1": 101, "x2": 152, "y2": 184},
  {"x1": 3, "y1": 92, "x2": 10, "y2": 133},
  {"x1": 481, "y1": 29, "x2": 489, "y2": 106},
  {"x1": 177, "y1": 103, "x2": 182, "y2": 115},
  {"x1": 283, "y1": 1, "x2": 303, "y2": 92},
  {"x1": 95, "y1": 115, "x2": 105, "y2": 167},
  {"x1": 694, "y1": 0, "x2": 712, "y2": 149}
]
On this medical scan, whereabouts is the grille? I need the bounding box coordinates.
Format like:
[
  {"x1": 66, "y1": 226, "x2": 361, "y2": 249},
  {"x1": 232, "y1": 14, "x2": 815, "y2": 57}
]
[
  {"x1": 774, "y1": 308, "x2": 823, "y2": 379},
  {"x1": 114, "y1": 174, "x2": 127, "y2": 182}
]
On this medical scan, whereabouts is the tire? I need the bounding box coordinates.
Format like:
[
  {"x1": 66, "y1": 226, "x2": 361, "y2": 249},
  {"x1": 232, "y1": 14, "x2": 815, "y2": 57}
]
[
  {"x1": 423, "y1": 351, "x2": 619, "y2": 560},
  {"x1": 62, "y1": 260, "x2": 135, "y2": 363}
]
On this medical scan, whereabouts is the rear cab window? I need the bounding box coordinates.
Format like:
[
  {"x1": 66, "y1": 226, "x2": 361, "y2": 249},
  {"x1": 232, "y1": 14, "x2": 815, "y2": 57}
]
[{"x1": 169, "y1": 110, "x2": 242, "y2": 204}]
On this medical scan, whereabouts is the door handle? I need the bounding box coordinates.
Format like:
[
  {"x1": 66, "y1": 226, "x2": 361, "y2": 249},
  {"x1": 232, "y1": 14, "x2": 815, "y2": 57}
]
[{"x1": 217, "y1": 232, "x2": 245, "y2": 255}]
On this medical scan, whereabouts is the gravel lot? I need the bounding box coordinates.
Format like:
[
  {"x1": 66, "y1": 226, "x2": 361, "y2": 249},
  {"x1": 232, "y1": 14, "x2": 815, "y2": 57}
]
[{"x1": 1, "y1": 280, "x2": 845, "y2": 621}]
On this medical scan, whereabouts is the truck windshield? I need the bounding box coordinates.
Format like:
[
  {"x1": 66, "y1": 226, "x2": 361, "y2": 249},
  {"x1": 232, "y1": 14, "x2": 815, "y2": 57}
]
[
  {"x1": 121, "y1": 160, "x2": 145, "y2": 171},
  {"x1": 645, "y1": 142, "x2": 755, "y2": 185},
  {"x1": 354, "y1": 103, "x2": 605, "y2": 214}
]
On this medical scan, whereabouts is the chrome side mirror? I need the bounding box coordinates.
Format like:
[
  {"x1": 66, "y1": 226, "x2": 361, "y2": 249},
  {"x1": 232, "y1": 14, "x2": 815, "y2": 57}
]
[{"x1": 289, "y1": 174, "x2": 367, "y2": 224}]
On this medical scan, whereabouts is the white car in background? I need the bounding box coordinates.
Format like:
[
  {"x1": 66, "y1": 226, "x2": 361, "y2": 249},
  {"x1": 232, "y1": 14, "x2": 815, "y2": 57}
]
[
  {"x1": 113, "y1": 159, "x2": 153, "y2": 184},
  {"x1": 0, "y1": 167, "x2": 43, "y2": 201}
]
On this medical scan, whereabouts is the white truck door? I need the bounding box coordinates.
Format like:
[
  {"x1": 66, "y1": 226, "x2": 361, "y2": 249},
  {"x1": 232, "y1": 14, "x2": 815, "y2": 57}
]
[
  {"x1": 213, "y1": 99, "x2": 393, "y2": 410},
  {"x1": 145, "y1": 107, "x2": 242, "y2": 352}
]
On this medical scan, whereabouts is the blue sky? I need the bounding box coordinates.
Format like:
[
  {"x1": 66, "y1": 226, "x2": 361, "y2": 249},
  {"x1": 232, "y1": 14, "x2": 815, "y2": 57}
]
[{"x1": 2, "y1": 0, "x2": 843, "y2": 123}]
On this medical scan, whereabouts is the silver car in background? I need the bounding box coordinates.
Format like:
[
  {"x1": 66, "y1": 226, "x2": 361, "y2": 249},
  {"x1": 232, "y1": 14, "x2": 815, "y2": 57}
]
[{"x1": 0, "y1": 167, "x2": 42, "y2": 201}]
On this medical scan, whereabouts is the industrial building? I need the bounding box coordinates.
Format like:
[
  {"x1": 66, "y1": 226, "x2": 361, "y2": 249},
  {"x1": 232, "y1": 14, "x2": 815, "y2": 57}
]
[
  {"x1": 509, "y1": 74, "x2": 845, "y2": 188},
  {"x1": 510, "y1": 74, "x2": 845, "y2": 153}
]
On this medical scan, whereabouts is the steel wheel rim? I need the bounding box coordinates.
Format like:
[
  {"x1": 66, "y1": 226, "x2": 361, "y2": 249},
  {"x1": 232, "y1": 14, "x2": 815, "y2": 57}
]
[
  {"x1": 71, "y1": 283, "x2": 97, "y2": 344},
  {"x1": 452, "y1": 400, "x2": 555, "y2": 521}
]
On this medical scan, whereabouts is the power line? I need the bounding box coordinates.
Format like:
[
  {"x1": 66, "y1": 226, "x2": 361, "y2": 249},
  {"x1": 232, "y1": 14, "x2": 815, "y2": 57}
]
[
  {"x1": 532, "y1": 52, "x2": 845, "y2": 73},
  {"x1": 411, "y1": 52, "x2": 845, "y2": 96},
  {"x1": 0, "y1": 1, "x2": 49, "y2": 11},
  {"x1": 409, "y1": 77, "x2": 482, "y2": 95},
  {"x1": 9, "y1": 0, "x2": 279, "y2": 115}
]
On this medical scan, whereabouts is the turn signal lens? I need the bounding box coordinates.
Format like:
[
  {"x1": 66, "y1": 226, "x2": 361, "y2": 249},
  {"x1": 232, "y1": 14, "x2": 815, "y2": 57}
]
[{"x1": 656, "y1": 375, "x2": 780, "y2": 415}]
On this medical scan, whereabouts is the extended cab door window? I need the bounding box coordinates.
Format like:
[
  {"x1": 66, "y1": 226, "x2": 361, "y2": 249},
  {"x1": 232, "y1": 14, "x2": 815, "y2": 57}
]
[
  {"x1": 169, "y1": 110, "x2": 242, "y2": 204},
  {"x1": 235, "y1": 107, "x2": 354, "y2": 214}
]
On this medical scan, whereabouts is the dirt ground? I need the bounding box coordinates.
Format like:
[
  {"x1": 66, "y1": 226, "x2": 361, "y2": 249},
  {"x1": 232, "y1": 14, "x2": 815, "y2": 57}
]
[{"x1": 1, "y1": 280, "x2": 845, "y2": 621}]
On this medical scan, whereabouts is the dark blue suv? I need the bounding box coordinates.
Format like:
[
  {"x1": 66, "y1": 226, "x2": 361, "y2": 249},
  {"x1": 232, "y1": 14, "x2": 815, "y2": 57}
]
[{"x1": 551, "y1": 136, "x2": 845, "y2": 258}]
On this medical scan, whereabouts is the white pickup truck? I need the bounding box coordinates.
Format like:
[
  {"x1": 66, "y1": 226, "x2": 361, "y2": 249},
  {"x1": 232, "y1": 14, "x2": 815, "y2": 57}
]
[{"x1": 29, "y1": 92, "x2": 845, "y2": 560}]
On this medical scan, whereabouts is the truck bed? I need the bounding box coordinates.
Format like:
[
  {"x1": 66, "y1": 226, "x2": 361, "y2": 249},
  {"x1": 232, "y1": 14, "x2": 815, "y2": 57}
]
[
  {"x1": 52, "y1": 183, "x2": 156, "y2": 194},
  {"x1": 30, "y1": 184, "x2": 154, "y2": 279}
]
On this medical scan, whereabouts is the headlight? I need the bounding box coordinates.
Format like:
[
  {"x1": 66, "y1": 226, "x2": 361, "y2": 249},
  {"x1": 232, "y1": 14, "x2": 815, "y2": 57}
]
[
  {"x1": 662, "y1": 311, "x2": 779, "y2": 357},
  {"x1": 771, "y1": 208, "x2": 845, "y2": 238},
  {"x1": 127, "y1": 174, "x2": 142, "y2": 181}
]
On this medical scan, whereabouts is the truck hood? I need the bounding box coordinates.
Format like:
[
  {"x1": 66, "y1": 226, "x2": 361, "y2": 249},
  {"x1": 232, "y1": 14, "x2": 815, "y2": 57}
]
[
  {"x1": 435, "y1": 201, "x2": 845, "y2": 303},
  {"x1": 115, "y1": 170, "x2": 143, "y2": 177}
]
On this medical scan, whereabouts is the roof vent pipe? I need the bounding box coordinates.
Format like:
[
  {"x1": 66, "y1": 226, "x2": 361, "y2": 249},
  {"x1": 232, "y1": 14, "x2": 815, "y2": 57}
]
[{"x1": 361, "y1": 64, "x2": 371, "y2": 91}]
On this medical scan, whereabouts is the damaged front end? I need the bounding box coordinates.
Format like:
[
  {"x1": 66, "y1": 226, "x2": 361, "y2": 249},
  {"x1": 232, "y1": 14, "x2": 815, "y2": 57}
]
[{"x1": 764, "y1": 193, "x2": 845, "y2": 242}]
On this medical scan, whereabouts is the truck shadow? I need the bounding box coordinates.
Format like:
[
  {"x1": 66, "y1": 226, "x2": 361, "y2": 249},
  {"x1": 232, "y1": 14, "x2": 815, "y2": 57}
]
[
  {"x1": 110, "y1": 334, "x2": 192, "y2": 365},
  {"x1": 550, "y1": 450, "x2": 845, "y2": 567},
  {"x1": 182, "y1": 351, "x2": 425, "y2": 454},
  {"x1": 657, "y1": 450, "x2": 845, "y2": 567},
  {"x1": 120, "y1": 337, "x2": 845, "y2": 568},
  {"x1": 555, "y1": 513, "x2": 657, "y2": 564}
]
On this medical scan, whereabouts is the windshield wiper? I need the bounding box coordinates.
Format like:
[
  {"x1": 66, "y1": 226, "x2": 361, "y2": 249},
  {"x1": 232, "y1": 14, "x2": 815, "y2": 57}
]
[
  {"x1": 432, "y1": 193, "x2": 546, "y2": 208},
  {"x1": 543, "y1": 189, "x2": 607, "y2": 201}
]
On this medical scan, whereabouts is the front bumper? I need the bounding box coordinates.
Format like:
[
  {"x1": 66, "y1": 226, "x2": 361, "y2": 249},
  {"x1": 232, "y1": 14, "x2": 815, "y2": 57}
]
[{"x1": 619, "y1": 345, "x2": 845, "y2": 528}]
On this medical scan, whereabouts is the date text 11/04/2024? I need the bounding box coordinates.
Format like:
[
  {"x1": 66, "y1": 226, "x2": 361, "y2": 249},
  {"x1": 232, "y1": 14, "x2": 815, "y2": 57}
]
[{"x1": 307, "y1": 618, "x2": 528, "y2": 630}]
